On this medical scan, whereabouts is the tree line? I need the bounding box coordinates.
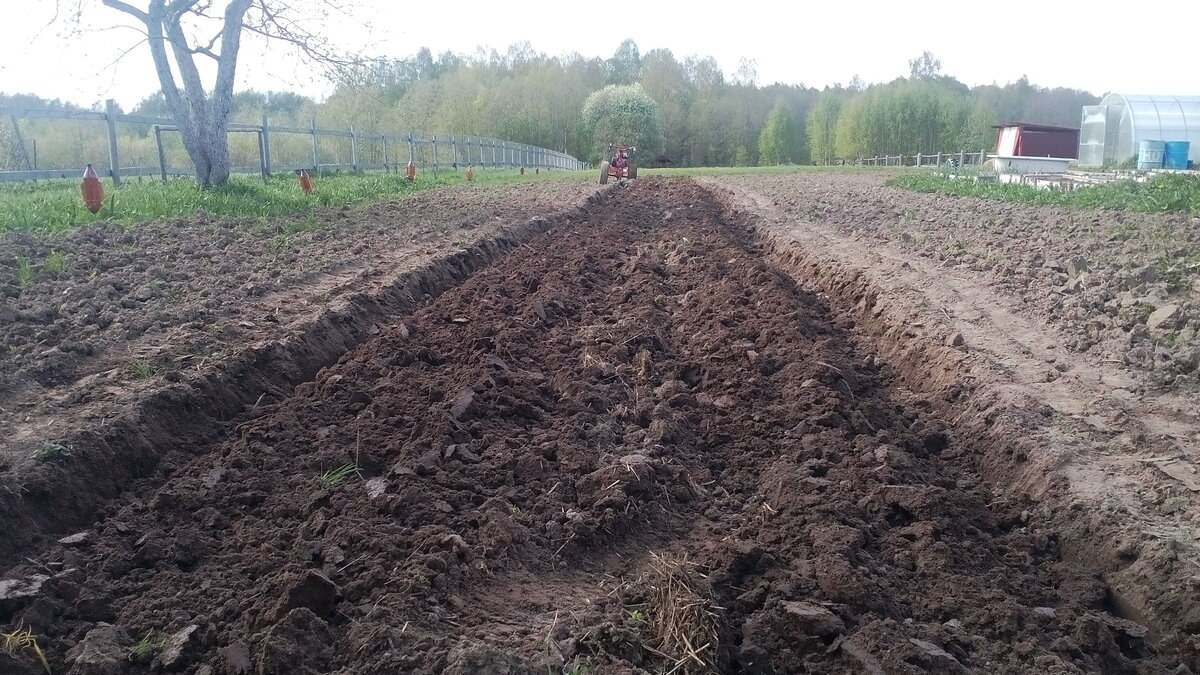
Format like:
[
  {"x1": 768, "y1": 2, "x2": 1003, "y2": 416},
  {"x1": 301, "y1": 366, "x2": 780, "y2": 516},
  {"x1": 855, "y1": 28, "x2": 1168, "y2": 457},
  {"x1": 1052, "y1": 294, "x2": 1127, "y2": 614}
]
[{"x1": 2, "y1": 43, "x2": 1097, "y2": 172}]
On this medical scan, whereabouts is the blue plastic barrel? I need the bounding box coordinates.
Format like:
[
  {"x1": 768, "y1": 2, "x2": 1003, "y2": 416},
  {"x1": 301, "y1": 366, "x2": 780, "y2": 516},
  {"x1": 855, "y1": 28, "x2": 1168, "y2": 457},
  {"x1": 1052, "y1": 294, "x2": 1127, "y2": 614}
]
[{"x1": 1164, "y1": 141, "x2": 1191, "y2": 170}]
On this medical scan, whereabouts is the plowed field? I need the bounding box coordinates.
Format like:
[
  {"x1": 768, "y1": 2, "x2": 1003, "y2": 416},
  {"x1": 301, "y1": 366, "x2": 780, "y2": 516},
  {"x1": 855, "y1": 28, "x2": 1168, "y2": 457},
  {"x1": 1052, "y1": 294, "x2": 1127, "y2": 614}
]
[{"x1": 1, "y1": 175, "x2": 1194, "y2": 674}]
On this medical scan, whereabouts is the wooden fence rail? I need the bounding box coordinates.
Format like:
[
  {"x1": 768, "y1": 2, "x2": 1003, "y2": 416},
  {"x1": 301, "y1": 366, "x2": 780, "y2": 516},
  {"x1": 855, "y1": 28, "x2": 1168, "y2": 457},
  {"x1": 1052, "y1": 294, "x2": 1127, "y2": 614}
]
[
  {"x1": 858, "y1": 150, "x2": 989, "y2": 167},
  {"x1": 0, "y1": 100, "x2": 586, "y2": 183}
]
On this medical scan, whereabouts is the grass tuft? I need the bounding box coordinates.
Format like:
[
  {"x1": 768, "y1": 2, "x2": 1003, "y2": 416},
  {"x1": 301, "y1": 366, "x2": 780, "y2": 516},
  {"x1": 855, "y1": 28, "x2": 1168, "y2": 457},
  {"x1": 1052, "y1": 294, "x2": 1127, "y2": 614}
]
[
  {"x1": 1, "y1": 625, "x2": 51, "y2": 674},
  {"x1": 130, "y1": 359, "x2": 167, "y2": 379},
  {"x1": 31, "y1": 440, "x2": 74, "y2": 462},
  {"x1": 44, "y1": 250, "x2": 67, "y2": 277},
  {"x1": 128, "y1": 629, "x2": 167, "y2": 663},
  {"x1": 319, "y1": 462, "x2": 361, "y2": 486},
  {"x1": 14, "y1": 255, "x2": 34, "y2": 287}
]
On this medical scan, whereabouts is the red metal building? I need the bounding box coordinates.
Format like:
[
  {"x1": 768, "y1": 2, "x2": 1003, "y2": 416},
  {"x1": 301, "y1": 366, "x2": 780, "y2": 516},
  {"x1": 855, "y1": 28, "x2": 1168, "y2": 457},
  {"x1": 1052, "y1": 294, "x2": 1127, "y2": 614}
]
[{"x1": 993, "y1": 123, "x2": 1080, "y2": 159}]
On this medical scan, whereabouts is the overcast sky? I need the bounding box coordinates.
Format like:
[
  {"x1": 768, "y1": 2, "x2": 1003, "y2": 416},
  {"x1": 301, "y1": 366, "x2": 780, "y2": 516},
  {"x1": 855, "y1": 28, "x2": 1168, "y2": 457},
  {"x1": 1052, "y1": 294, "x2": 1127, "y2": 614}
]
[{"x1": 3, "y1": 0, "x2": 1197, "y2": 110}]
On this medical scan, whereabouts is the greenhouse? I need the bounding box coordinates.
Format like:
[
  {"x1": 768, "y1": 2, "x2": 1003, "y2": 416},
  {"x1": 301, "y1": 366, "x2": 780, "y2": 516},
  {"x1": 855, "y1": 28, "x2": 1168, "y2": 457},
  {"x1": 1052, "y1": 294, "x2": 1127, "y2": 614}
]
[{"x1": 1078, "y1": 94, "x2": 1200, "y2": 167}]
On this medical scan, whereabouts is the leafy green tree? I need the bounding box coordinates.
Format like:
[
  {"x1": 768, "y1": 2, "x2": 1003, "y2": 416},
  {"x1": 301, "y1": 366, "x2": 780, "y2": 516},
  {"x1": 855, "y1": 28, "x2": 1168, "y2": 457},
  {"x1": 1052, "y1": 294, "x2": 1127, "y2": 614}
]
[
  {"x1": 909, "y1": 51, "x2": 942, "y2": 79},
  {"x1": 807, "y1": 90, "x2": 842, "y2": 164},
  {"x1": 580, "y1": 84, "x2": 663, "y2": 162},
  {"x1": 758, "y1": 101, "x2": 795, "y2": 165},
  {"x1": 607, "y1": 39, "x2": 642, "y2": 85}
]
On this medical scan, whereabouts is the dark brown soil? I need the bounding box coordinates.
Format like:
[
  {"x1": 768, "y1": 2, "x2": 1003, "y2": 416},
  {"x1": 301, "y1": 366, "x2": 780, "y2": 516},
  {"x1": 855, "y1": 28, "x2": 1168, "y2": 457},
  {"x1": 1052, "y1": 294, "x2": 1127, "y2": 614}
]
[
  {"x1": 0, "y1": 178, "x2": 1184, "y2": 674},
  {"x1": 0, "y1": 178, "x2": 597, "y2": 438},
  {"x1": 722, "y1": 172, "x2": 1200, "y2": 394}
]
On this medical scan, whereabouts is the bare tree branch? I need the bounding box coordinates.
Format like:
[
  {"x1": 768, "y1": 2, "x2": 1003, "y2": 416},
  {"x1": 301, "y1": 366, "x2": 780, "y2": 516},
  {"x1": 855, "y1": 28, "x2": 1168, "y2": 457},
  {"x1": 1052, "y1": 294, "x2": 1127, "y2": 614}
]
[
  {"x1": 95, "y1": 37, "x2": 152, "y2": 76},
  {"x1": 100, "y1": 0, "x2": 149, "y2": 23},
  {"x1": 188, "y1": 27, "x2": 224, "y2": 60}
]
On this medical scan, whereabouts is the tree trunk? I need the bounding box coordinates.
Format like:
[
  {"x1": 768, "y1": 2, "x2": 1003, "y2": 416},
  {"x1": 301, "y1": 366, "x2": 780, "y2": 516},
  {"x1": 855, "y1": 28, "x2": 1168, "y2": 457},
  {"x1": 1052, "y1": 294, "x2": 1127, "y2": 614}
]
[
  {"x1": 177, "y1": 121, "x2": 230, "y2": 188},
  {"x1": 103, "y1": 0, "x2": 251, "y2": 188}
]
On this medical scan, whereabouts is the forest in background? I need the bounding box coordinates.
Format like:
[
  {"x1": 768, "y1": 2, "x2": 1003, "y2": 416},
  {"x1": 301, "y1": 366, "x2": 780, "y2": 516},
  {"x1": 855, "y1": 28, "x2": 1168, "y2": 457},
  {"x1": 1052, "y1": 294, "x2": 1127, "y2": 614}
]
[{"x1": 1, "y1": 40, "x2": 1098, "y2": 169}]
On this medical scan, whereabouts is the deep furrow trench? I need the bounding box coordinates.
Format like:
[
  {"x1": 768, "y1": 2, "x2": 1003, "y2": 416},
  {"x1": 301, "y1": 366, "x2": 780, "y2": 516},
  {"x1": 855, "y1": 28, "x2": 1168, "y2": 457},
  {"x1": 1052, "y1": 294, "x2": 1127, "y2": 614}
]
[{"x1": 0, "y1": 178, "x2": 1183, "y2": 674}]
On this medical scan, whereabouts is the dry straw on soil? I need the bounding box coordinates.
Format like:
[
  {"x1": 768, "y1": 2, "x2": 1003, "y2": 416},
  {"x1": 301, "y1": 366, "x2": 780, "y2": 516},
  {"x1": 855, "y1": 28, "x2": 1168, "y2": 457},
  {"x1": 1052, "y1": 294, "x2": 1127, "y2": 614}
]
[{"x1": 645, "y1": 552, "x2": 721, "y2": 674}]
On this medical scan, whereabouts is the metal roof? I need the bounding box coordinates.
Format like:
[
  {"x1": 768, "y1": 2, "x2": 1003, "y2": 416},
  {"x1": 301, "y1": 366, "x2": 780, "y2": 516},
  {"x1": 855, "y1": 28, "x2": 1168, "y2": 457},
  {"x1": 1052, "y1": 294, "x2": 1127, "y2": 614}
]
[{"x1": 992, "y1": 122, "x2": 1080, "y2": 133}]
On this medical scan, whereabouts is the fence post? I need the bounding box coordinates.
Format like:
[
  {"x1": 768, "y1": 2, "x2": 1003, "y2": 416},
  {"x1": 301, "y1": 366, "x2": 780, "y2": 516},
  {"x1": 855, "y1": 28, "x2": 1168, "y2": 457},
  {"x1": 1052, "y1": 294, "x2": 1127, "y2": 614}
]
[
  {"x1": 153, "y1": 125, "x2": 167, "y2": 182},
  {"x1": 492, "y1": 140, "x2": 497, "y2": 168},
  {"x1": 936, "y1": 152, "x2": 941, "y2": 166},
  {"x1": 958, "y1": 149, "x2": 965, "y2": 167},
  {"x1": 260, "y1": 114, "x2": 272, "y2": 176},
  {"x1": 432, "y1": 135, "x2": 438, "y2": 170},
  {"x1": 350, "y1": 125, "x2": 358, "y2": 172},
  {"x1": 916, "y1": 153, "x2": 922, "y2": 167},
  {"x1": 310, "y1": 118, "x2": 319, "y2": 170},
  {"x1": 981, "y1": 149, "x2": 986, "y2": 165},
  {"x1": 257, "y1": 130, "x2": 268, "y2": 183},
  {"x1": 104, "y1": 99, "x2": 122, "y2": 185}
]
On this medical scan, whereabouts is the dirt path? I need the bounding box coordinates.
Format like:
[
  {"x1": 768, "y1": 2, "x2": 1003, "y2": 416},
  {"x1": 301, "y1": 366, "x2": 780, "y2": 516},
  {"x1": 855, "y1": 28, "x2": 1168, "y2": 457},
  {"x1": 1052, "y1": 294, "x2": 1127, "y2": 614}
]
[{"x1": 0, "y1": 178, "x2": 1185, "y2": 674}]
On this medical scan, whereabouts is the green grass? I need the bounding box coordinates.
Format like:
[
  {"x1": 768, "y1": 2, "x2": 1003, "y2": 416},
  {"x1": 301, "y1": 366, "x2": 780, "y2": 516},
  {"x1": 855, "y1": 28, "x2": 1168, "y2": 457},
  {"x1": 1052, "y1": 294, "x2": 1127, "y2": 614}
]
[
  {"x1": 43, "y1": 249, "x2": 67, "y2": 276},
  {"x1": 31, "y1": 441, "x2": 73, "y2": 462},
  {"x1": 14, "y1": 255, "x2": 34, "y2": 287},
  {"x1": 0, "y1": 168, "x2": 585, "y2": 234},
  {"x1": 130, "y1": 359, "x2": 167, "y2": 379},
  {"x1": 891, "y1": 171, "x2": 1200, "y2": 213},
  {"x1": 319, "y1": 462, "x2": 361, "y2": 486},
  {"x1": 128, "y1": 629, "x2": 166, "y2": 662}
]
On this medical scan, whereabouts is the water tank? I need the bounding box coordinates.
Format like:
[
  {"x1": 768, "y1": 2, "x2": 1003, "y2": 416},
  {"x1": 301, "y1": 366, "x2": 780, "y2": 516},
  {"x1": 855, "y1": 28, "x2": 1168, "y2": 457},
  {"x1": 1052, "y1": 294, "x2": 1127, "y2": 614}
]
[
  {"x1": 1138, "y1": 140, "x2": 1165, "y2": 170},
  {"x1": 1164, "y1": 141, "x2": 1191, "y2": 169}
]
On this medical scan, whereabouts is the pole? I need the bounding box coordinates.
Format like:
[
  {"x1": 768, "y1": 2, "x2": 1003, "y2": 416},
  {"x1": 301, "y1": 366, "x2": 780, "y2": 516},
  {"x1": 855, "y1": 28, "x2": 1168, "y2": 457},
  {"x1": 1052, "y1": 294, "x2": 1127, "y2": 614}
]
[
  {"x1": 153, "y1": 125, "x2": 167, "y2": 182},
  {"x1": 310, "y1": 118, "x2": 319, "y2": 170},
  {"x1": 257, "y1": 130, "x2": 268, "y2": 183},
  {"x1": 260, "y1": 114, "x2": 272, "y2": 176},
  {"x1": 104, "y1": 99, "x2": 121, "y2": 185},
  {"x1": 350, "y1": 125, "x2": 358, "y2": 172}
]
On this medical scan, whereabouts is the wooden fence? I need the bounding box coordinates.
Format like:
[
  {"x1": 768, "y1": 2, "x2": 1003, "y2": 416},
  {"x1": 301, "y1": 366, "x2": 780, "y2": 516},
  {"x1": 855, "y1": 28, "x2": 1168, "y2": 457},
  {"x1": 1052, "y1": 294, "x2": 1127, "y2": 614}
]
[
  {"x1": 0, "y1": 100, "x2": 585, "y2": 183},
  {"x1": 858, "y1": 150, "x2": 989, "y2": 167}
]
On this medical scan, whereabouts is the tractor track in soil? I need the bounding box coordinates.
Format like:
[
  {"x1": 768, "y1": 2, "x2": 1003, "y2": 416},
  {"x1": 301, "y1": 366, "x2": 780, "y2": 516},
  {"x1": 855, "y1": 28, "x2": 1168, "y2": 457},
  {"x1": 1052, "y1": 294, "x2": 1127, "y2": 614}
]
[{"x1": 0, "y1": 177, "x2": 1190, "y2": 673}]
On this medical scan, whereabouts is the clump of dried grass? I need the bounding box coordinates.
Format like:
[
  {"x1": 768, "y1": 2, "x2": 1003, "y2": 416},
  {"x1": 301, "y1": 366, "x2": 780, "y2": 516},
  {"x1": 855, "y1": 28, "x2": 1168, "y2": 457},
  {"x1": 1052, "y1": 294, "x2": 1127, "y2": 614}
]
[{"x1": 645, "y1": 552, "x2": 720, "y2": 674}]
